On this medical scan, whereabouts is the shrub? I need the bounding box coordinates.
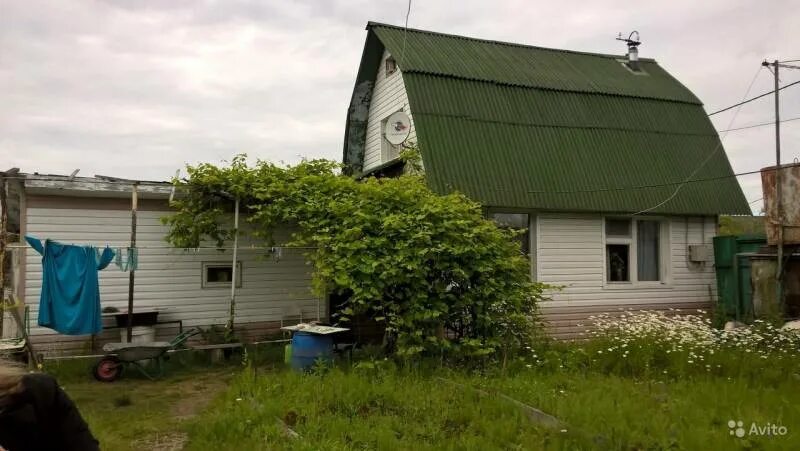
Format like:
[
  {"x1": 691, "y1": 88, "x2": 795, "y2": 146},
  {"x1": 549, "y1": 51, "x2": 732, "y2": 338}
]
[{"x1": 163, "y1": 156, "x2": 544, "y2": 358}]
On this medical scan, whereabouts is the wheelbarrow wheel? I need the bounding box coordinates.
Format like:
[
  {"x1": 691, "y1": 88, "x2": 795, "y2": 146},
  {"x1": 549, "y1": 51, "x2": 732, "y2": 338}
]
[{"x1": 93, "y1": 356, "x2": 123, "y2": 382}]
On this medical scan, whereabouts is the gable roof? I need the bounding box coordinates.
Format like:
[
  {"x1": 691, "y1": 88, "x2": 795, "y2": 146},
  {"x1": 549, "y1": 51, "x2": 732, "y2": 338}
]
[{"x1": 343, "y1": 22, "x2": 750, "y2": 216}]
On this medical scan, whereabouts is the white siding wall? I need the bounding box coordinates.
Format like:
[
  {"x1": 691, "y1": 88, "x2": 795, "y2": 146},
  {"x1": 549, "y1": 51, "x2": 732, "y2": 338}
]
[
  {"x1": 363, "y1": 49, "x2": 416, "y2": 171},
  {"x1": 536, "y1": 214, "x2": 717, "y2": 337},
  {"x1": 537, "y1": 214, "x2": 717, "y2": 305},
  {"x1": 23, "y1": 202, "x2": 322, "y2": 351}
]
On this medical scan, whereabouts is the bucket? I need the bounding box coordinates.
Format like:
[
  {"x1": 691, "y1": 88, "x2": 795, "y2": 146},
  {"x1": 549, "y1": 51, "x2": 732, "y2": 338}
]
[
  {"x1": 120, "y1": 326, "x2": 156, "y2": 344},
  {"x1": 290, "y1": 332, "x2": 333, "y2": 371}
]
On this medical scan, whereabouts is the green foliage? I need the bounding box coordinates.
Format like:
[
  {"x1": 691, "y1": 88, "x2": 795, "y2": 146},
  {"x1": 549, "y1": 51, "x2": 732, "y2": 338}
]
[
  {"x1": 718, "y1": 215, "x2": 765, "y2": 236},
  {"x1": 163, "y1": 155, "x2": 543, "y2": 357}
]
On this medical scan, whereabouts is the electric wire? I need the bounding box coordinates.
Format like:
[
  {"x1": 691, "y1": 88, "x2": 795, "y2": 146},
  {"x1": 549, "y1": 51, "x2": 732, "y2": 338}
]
[
  {"x1": 717, "y1": 116, "x2": 800, "y2": 133},
  {"x1": 707, "y1": 79, "x2": 800, "y2": 116},
  {"x1": 632, "y1": 66, "x2": 763, "y2": 215},
  {"x1": 398, "y1": 0, "x2": 412, "y2": 67}
]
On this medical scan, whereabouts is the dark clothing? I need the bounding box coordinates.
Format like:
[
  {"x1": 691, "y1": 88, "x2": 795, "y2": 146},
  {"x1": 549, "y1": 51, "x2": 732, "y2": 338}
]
[{"x1": 0, "y1": 374, "x2": 99, "y2": 451}]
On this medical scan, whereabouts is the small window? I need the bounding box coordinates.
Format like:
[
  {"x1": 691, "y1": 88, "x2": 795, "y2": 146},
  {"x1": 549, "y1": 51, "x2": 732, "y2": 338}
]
[
  {"x1": 607, "y1": 244, "x2": 630, "y2": 282},
  {"x1": 605, "y1": 218, "x2": 665, "y2": 283},
  {"x1": 385, "y1": 56, "x2": 397, "y2": 77},
  {"x1": 606, "y1": 219, "x2": 631, "y2": 237},
  {"x1": 605, "y1": 218, "x2": 632, "y2": 282},
  {"x1": 491, "y1": 212, "x2": 530, "y2": 255},
  {"x1": 202, "y1": 262, "x2": 242, "y2": 288}
]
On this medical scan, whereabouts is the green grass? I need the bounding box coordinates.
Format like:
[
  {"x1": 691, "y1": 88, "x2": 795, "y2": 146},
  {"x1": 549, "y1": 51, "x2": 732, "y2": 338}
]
[
  {"x1": 43, "y1": 353, "x2": 240, "y2": 450},
  {"x1": 184, "y1": 364, "x2": 800, "y2": 450},
  {"x1": 51, "y1": 344, "x2": 800, "y2": 450}
]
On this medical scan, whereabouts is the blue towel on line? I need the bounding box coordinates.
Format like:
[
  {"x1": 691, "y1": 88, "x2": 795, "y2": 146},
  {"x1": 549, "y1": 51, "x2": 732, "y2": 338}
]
[{"x1": 25, "y1": 235, "x2": 115, "y2": 335}]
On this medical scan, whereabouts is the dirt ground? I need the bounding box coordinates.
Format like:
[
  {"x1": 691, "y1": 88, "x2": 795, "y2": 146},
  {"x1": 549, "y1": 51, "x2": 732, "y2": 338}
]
[{"x1": 58, "y1": 364, "x2": 235, "y2": 451}]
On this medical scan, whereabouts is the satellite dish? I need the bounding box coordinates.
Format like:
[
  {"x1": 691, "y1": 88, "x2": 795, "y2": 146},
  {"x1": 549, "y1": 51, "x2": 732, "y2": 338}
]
[{"x1": 384, "y1": 111, "x2": 411, "y2": 145}]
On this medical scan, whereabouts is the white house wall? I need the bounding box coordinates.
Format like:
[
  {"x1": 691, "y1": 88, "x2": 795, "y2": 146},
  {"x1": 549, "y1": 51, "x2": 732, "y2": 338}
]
[
  {"x1": 536, "y1": 213, "x2": 717, "y2": 338},
  {"x1": 363, "y1": 49, "x2": 416, "y2": 171},
  {"x1": 22, "y1": 196, "x2": 322, "y2": 354}
]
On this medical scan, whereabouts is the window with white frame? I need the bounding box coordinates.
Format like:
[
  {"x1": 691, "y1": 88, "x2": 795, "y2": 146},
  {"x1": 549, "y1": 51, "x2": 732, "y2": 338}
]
[{"x1": 604, "y1": 218, "x2": 665, "y2": 283}]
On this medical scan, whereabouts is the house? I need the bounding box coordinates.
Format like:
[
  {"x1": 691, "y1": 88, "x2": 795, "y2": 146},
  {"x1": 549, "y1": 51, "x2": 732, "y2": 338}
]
[
  {"x1": 343, "y1": 23, "x2": 750, "y2": 337},
  {"x1": 0, "y1": 172, "x2": 323, "y2": 354}
]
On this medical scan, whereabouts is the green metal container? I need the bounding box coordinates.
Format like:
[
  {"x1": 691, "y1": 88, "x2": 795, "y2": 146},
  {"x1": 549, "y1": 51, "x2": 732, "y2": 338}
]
[
  {"x1": 713, "y1": 236, "x2": 737, "y2": 268},
  {"x1": 713, "y1": 235, "x2": 766, "y2": 321}
]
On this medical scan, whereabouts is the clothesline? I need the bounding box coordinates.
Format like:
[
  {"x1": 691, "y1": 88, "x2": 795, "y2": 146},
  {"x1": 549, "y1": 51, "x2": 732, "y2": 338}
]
[{"x1": 2, "y1": 244, "x2": 319, "y2": 250}]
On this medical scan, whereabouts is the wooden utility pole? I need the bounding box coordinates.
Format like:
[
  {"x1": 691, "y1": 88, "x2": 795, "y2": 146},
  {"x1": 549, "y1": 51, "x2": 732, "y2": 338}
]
[
  {"x1": 126, "y1": 183, "x2": 138, "y2": 342},
  {"x1": 0, "y1": 172, "x2": 7, "y2": 338}
]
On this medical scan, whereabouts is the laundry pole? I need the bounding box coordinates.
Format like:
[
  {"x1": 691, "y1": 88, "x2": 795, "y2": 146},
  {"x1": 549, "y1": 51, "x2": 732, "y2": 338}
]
[
  {"x1": 126, "y1": 183, "x2": 138, "y2": 342},
  {"x1": 226, "y1": 198, "x2": 239, "y2": 331}
]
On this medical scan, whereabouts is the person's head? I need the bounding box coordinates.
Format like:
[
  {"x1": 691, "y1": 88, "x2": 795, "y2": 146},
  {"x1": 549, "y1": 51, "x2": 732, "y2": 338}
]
[{"x1": 0, "y1": 359, "x2": 26, "y2": 400}]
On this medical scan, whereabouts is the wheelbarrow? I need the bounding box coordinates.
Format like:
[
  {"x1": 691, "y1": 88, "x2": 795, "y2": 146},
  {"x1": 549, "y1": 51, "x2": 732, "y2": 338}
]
[{"x1": 93, "y1": 328, "x2": 200, "y2": 382}]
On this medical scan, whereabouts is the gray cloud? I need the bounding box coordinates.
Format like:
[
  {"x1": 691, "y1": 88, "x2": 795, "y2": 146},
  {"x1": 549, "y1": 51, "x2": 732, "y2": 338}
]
[{"x1": 1, "y1": 0, "x2": 798, "y2": 212}]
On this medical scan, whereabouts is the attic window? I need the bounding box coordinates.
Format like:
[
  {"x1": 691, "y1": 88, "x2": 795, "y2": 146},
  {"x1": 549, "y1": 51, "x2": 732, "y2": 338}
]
[{"x1": 385, "y1": 56, "x2": 397, "y2": 77}]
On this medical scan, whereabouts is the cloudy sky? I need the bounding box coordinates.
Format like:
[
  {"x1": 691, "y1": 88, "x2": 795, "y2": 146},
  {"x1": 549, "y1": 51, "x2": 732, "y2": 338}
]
[{"x1": 1, "y1": 0, "x2": 798, "y2": 212}]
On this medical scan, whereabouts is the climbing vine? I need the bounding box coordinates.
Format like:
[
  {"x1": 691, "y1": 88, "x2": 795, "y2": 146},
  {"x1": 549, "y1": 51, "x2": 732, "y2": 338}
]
[{"x1": 163, "y1": 155, "x2": 544, "y2": 357}]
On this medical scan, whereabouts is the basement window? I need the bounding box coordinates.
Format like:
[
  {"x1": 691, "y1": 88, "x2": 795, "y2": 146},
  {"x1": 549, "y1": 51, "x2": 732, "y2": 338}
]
[
  {"x1": 385, "y1": 56, "x2": 397, "y2": 77},
  {"x1": 202, "y1": 262, "x2": 242, "y2": 288}
]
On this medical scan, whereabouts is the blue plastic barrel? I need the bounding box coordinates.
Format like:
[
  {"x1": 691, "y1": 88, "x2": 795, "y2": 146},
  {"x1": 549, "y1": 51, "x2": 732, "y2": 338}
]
[{"x1": 290, "y1": 332, "x2": 333, "y2": 371}]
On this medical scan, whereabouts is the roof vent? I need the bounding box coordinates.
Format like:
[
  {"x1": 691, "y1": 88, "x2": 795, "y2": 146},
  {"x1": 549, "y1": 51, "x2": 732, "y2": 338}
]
[{"x1": 616, "y1": 31, "x2": 641, "y2": 72}]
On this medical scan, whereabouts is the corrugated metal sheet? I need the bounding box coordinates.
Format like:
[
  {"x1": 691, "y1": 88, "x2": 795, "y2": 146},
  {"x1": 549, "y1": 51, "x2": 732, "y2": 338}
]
[
  {"x1": 402, "y1": 74, "x2": 749, "y2": 215},
  {"x1": 372, "y1": 24, "x2": 701, "y2": 104},
  {"x1": 345, "y1": 23, "x2": 750, "y2": 215}
]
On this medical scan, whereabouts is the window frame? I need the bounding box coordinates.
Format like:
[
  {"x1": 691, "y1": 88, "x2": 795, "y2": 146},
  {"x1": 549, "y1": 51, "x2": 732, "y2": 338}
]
[
  {"x1": 602, "y1": 216, "x2": 671, "y2": 289},
  {"x1": 385, "y1": 56, "x2": 397, "y2": 77},
  {"x1": 202, "y1": 261, "x2": 243, "y2": 289},
  {"x1": 487, "y1": 209, "x2": 537, "y2": 282}
]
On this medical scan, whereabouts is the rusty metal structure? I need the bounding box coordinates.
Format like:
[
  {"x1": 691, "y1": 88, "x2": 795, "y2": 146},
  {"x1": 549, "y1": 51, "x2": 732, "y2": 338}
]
[{"x1": 761, "y1": 162, "x2": 800, "y2": 245}]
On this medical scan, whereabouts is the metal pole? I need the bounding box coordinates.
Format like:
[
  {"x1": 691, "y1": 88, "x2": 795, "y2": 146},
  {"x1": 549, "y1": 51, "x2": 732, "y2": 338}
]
[
  {"x1": 126, "y1": 183, "x2": 138, "y2": 342},
  {"x1": 773, "y1": 60, "x2": 784, "y2": 313},
  {"x1": 0, "y1": 173, "x2": 7, "y2": 338},
  {"x1": 227, "y1": 198, "x2": 239, "y2": 331}
]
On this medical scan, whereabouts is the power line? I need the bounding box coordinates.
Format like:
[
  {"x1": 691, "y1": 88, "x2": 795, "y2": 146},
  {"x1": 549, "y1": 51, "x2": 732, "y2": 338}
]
[
  {"x1": 707, "y1": 79, "x2": 800, "y2": 116},
  {"x1": 632, "y1": 66, "x2": 764, "y2": 215},
  {"x1": 717, "y1": 116, "x2": 800, "y2": 133},
  {"x1": 749, "y1": 197, "x2": 764, "y2": 205},
  {"x1": 399, "y1": 0, "x2": 412, "y2": 67}
]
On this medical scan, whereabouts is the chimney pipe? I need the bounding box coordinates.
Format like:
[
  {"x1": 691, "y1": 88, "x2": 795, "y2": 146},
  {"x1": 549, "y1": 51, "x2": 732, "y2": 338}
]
[
  {"x1": 616, "y1": 31, "x2": 641, "y2": 72},
  {"x1": 627, "y1": 44, "x2": 639, "y2": 71}
]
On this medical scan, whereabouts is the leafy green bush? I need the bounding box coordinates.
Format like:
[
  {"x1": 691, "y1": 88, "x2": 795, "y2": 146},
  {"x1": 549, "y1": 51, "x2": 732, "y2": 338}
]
[{"x1": 163, "y1": 156, "x2": 544, "y2": 358}]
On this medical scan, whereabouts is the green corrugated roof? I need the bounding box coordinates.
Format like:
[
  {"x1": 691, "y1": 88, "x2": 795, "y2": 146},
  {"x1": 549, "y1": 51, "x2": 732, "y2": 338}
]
[{"x1": 343, "y1": 22, "x2": 750, "y2": 215}]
